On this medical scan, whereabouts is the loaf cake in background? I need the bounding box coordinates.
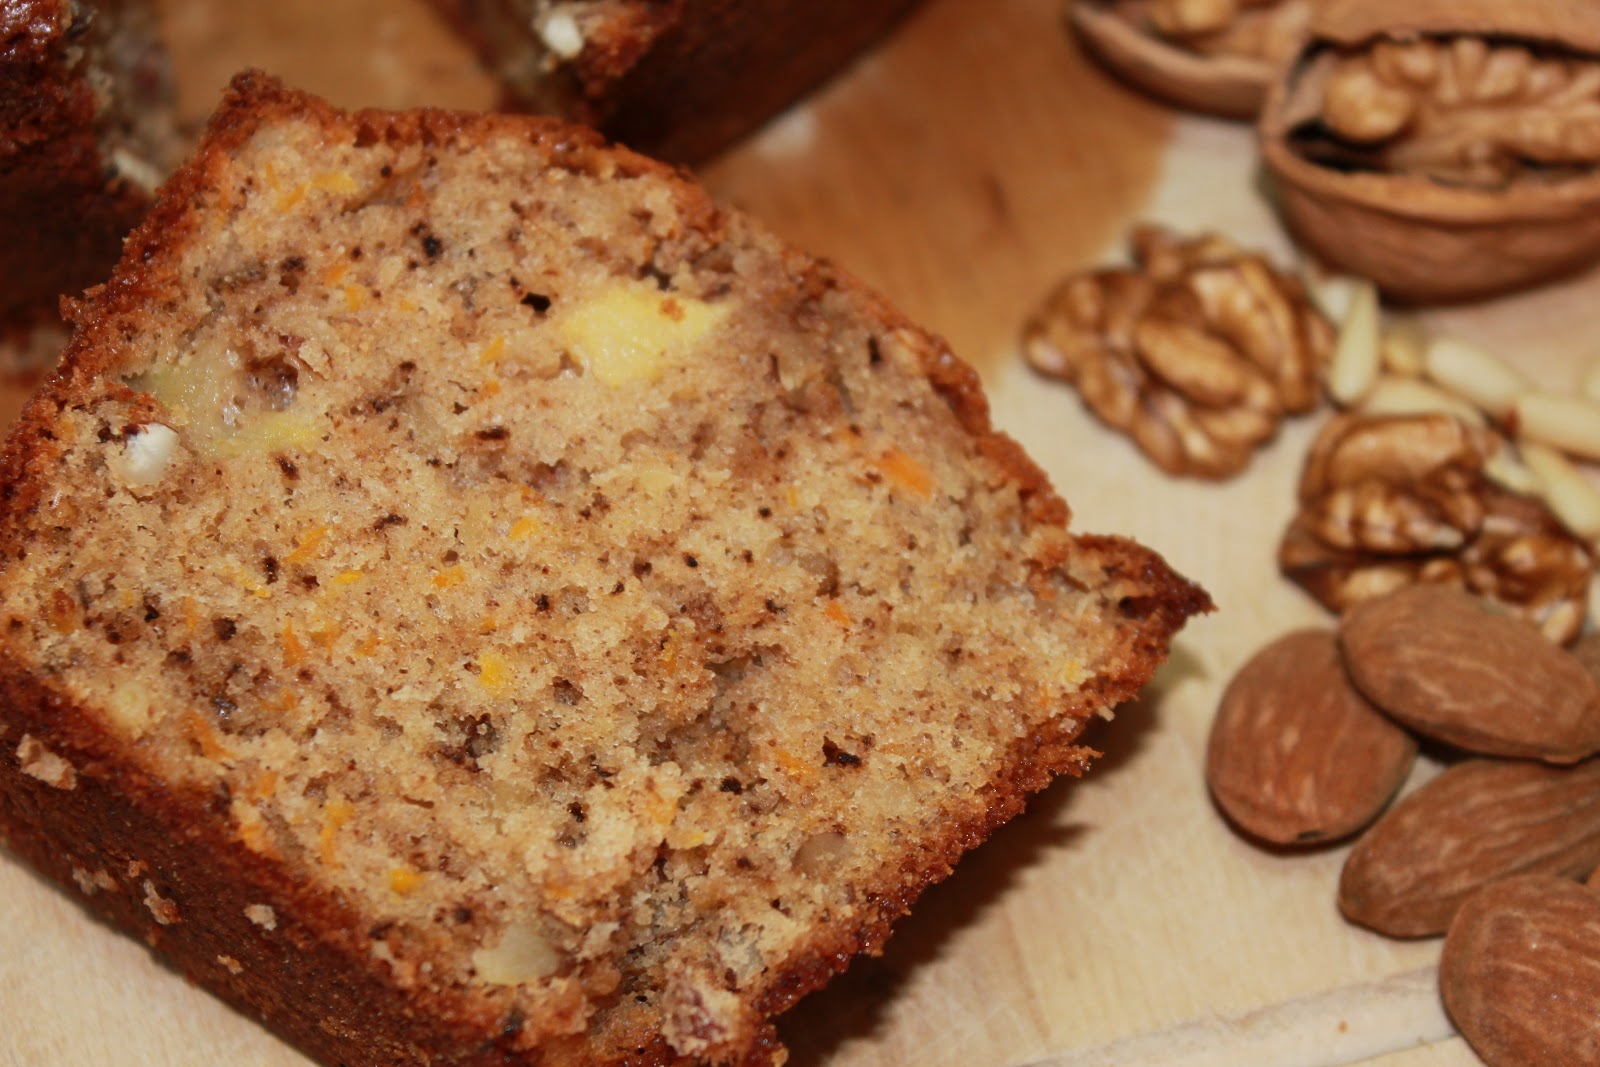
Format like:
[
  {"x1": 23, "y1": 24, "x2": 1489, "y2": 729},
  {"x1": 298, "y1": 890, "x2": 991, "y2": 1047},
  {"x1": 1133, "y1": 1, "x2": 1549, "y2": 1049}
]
[
  {"x1": 0, "y1": 73, "x2": 1206, "y2": 1066},
  {"x1": 0, "y1": 0, "x2": 178, "y2": 374},
  {"x1": 426, "y1": 0, "x2": 927, "y2": 162}
]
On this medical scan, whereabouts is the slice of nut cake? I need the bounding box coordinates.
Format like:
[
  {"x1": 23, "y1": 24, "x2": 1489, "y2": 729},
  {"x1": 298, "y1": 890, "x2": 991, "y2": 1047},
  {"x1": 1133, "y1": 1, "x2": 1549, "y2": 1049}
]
[{"x1": 0, "y1": 74, "x2": 1207, "y2": 1067}]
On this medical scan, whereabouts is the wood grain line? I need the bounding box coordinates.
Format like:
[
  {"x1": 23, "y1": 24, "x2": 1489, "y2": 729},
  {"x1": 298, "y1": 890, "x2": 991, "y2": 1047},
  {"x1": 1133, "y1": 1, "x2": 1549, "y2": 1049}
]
[{"x1": 1025, "y1": 967, "x2": 1453, "y2": 1067}]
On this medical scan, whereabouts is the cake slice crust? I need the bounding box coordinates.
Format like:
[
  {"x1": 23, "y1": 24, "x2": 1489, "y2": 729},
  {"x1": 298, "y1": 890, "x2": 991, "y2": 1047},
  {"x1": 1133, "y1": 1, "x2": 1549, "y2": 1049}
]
[{"x1": 0, "y1": 74, "x2": 1207, "y2": 1066}]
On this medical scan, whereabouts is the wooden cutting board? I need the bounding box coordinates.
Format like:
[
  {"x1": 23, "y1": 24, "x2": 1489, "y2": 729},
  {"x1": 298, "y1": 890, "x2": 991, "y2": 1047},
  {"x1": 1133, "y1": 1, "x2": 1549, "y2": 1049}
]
[{"x1": 3, "y1": 2, "x2": 1596, "y2": 1064}]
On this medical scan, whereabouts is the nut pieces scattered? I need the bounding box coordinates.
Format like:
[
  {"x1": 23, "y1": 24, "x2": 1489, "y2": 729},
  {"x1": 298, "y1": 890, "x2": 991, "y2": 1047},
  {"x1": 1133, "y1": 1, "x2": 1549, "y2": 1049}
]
[
  {"x1": 1024, "y1": 225, "x2": 1333, "y2": 478},
  {"x1": 1061, "y1": 3, "x2": 1600, "y2": 1060},
  {"x1": 1307, "y1": 278, "x2": 1600, "y2": 583},
  {"x1": 1070, "y1": 0, "x2": 1313, "y2": 118},
  {"x1": 1279, "y1": 411, "x2": 1595, "y2": 644},
  {"x1": 1259, "y1": 0, "x2": 1600, "y2": 301},
  {"x1": 1207, "y1": 582, "x2": 1600, "y2": 1064}
]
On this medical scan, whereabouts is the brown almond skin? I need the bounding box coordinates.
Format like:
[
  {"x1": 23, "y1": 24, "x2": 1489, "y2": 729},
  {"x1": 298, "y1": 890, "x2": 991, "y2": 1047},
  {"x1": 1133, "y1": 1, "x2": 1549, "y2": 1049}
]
[
  {"x1": 1576, "y1": 632, "x2": 1600, "y2": 686},
  {"x1": 1441, "y1": 874, "x2": 1600, "y2": 1067},
  {"x1": 1339, "y1": 757, "x2": 1600, "y2": 937},
  {"x1": 1338, "y1": 585, "x2": 1600, "y2": 764},
  {"x1": 1208, "y1": 629, "x2": 1417, "y2": 845}
]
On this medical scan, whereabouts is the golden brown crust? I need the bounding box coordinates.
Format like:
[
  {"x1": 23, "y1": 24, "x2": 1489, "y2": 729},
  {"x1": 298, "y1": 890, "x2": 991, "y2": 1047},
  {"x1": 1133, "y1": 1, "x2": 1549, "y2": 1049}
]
[{"x1": 0, "y1": 73, "x2": 1208, "y2": 1067}]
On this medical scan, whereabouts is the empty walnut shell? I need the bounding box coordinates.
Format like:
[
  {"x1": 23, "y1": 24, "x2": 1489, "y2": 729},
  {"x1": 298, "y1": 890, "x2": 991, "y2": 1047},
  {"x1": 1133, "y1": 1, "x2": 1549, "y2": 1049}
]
[
  {"x1": 1259, "y1": 0, "x2": 1600, "y2": 303},
  {"x1": 1070, "y1": 1, "x2": 1296, "y2": 119}
]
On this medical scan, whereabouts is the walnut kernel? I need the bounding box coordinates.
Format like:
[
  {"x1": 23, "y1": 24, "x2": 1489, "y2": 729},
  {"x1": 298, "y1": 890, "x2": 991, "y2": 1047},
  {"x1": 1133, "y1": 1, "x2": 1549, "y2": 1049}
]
[
  {"x1": 1025, "y1": 226, "x2": 1333, "y2": 479},
  {"x1": 1280, "y1": 412, "x2": 1594, "y2": 644}
]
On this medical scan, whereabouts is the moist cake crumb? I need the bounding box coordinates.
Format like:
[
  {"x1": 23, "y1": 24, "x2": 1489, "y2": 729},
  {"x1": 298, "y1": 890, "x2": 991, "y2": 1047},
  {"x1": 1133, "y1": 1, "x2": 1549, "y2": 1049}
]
[{"x1": 0, "y1": 73, "x2": 1207, "y2": 1067}]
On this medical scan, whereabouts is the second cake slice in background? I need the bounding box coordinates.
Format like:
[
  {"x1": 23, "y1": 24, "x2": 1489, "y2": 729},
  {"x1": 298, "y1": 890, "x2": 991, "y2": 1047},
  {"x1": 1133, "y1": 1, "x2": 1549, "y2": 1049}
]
[{"x1": 426, "y1": 0, "x2": 928, "y2": 161}]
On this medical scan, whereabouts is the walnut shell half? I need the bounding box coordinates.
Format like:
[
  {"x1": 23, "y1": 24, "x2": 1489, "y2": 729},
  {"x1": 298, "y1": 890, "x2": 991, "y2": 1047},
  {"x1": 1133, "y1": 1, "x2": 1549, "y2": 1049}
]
[
  {"x1": 1071, "y1": 0, "x2": 1313, "y2": 119},
  {"x1": 1259, "y1": 0, "x2": 1600, "y2": 303}
]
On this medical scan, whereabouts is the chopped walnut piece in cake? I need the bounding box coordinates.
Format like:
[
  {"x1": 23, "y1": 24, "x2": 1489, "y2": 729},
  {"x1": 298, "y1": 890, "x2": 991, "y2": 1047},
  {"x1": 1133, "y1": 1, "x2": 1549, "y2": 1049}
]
[
  {"x1": 1279, "y1": 412, "x2": 1595, "y2": 644},
  {"x1": 1024, "y1": 225, "x2": 1334, "y2": 479}
]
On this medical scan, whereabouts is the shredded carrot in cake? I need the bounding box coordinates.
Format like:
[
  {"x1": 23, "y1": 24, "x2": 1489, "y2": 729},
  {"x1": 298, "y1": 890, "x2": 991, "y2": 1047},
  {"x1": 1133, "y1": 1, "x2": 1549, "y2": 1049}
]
[
  {"x1": 281, "y1": 622, "x2": 306, "y2": 667},
  {"x1": 185, "y1": 712, "x2": 233, "y2": 762},
  {"x1": 284, "y1": 525, "x2": 331, "y2": 565},
  {"x1": 319, "y1": 798, "x2": 356, "y2": 867},
  {"x1": 874, "y1": 447, "x2": 934, "y2": 499},
  {"x1": 433, "y1": 565, "x2": 468, "y2": 590},
  {"x1": 479, "y1": 335, "x2": 508, "y2": 365},
  {"x1": 249, "y1": 770, "x2": 279, "y2": 802},
  {"x1": 310, "y1": 621, "x2": 343, "y2": 651}
]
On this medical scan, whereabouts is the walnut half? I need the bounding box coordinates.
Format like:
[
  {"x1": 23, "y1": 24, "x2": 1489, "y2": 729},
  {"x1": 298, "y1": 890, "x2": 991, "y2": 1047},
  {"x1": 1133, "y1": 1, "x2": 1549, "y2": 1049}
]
[
  {"x1": 1071, "y1": 0, "x2": 1315, "y2": 118},
  {"x1": 1260, "y1": 1, "x2": 1600, "y2": 302},
  {"x1": 1279, "y1": 411, "x2": 1595, "y2": 644},
  {"x1": 1297, "y1": 35, "x2": 1600, "y2": 188},
  {"x1": 1024, "y1": 226, "x2": 1333, "y2": 479}
]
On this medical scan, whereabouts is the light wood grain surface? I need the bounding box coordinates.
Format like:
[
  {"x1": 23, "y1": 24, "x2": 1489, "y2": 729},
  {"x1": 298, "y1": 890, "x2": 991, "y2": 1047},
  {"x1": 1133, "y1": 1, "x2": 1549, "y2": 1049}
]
[{"x1": 4, "y1": 2, "x2": 1598, "y2": 1065}]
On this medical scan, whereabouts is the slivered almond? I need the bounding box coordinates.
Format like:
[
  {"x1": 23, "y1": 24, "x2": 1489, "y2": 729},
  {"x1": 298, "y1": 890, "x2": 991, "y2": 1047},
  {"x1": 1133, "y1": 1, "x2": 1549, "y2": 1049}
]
[
  {"x1": 1302, "y1": 266, "x2": 1362, "y2": 322},
  {"x1": 1379, "y1": 317, "x2": 1428, "y2": 378},
  {"x1": 1357, "y1": 375, "x2": 1487, "y2": 425},
  {"x1": 1339, "y1": 759, "x2": 1600, "y2": 938},
  {"x1": 1481, "y1": 439, "x2": 1541, "y2": 496},
  {"x1": 1326, "y1": 279, "x2": 1381, "y2": 407},
  {"x1": 1520, "y1": 441, "x2": 1600, "y2": 541},
  {"x1": 1582, "y1": 355, "x2": 1600, "y2": 402},
  {"x1": 1424, "y1": 337, "x2": 1529, "y2": 422},
  {"x1": 1513, "y1": 390, "x2": 1600, "y2": 462}
]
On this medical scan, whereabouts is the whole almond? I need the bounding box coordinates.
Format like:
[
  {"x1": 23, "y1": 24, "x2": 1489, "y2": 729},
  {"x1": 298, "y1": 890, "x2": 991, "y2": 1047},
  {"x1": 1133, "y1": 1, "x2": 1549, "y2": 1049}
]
[
  {"x1": 1339, "y1": 585, "x2": 1600, "y2": 764},
  {"x1": 1338, "y1": 757, "x2": 1600, "y2": 937},
  {"x1": 1440, "y1": 875, "x2": 1600, "y2": 1067},
  {"x1": 1576, "y1": 632, "x2": 1600, "y2": 685},
  {"x1": 1208, "y1": 629, "x2": 1417, "y2": 845}
]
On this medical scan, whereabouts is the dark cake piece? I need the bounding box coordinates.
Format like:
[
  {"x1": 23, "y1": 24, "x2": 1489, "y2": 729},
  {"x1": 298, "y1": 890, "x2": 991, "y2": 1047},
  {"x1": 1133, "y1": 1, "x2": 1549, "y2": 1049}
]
[
  {"x1": 427, "y1": 0, "x2": 926, "y2": 162},
  {"x1": 0, "y1": 0, "x2": 178, "y2": 374}
]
